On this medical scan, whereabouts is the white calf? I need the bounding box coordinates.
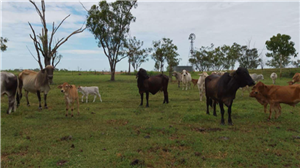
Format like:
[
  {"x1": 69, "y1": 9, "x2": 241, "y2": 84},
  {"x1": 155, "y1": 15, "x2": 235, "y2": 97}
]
[
  {"x1": 197, "y1": 72, "x2": 208, "y2": 101},
  {"x1": 270, "y1": 72, "x2": 277, "y2": 84},
  {"x1": 77, "y1": 86, "x2": 102, "y2": 103},
  {"x1": 181, "y1": 70, "x2": 192, "y2": 90}
]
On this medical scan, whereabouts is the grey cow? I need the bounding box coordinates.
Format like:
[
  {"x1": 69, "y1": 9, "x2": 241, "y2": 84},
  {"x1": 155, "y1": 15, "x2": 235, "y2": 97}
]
[
  {"x1": 1, "y1": 72, "x2": 20, "y2": 114},
  {"x1": 172, "y1": 71, "x2": 182, "y2": 88}
]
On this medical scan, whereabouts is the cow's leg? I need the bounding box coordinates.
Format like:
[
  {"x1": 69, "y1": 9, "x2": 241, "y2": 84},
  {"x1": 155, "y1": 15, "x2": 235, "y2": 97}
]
[
  {"x1": 44, "y1": 94, "x2": 48, "y2": 109},
  {"x1": 140, "y1": 93, "x2": 143, "y2": 106},
  {"x1": 86, "y1": 94, "x2": 89, "y2": 103},
  {"x1": 7, "y1": 94, "x2": 14, "y2": 114},
  {"x1": 264, "y1": 103, "x2": 267, "y2": 113},
  {"x1": 182, "y1": 82, "x2": 184, "y2": 90},
  {"x1": 206, "y1": 97, "x2": 210, "y2": 115},
  {"x1": 93, "y1": 94, "x2": 97, "y2": 102},
  {"x1": 163, "y1": 88, "x2": 169, "y2": 104},
  {"x1": 228, "y1": 102, "x2": 233, "y2": 125},
  {"x1": 81, "y1": 94, "x2": 84, "y2": 102},
  {"x1": 146, "y1": 91, "x2": 149, "y2": 107},
  {"x1": 213, "y1": 101, "x2": 217, "y2": 116},
  {"x1": 219, "y1": 102, "x2": 225, "y2": 125},
  {"x1": 178, "y1": 81, "x2": 180, "y2": 88},
  {"x1": 37, "y1": 91, "x2": 42, "y2": 110},
  {"x1": 98, "y1": 92, "x2": 102, "y2": 102},
  {"x1": 25, "y1": 90, "x2": 30, "y2": 106},
  {"x1": 268, "y1": 104, "x2": 273, "y2": 120}
]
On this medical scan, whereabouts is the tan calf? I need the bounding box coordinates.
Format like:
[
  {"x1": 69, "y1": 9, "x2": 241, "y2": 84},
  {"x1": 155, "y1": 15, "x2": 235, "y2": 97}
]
[{"x1": 58, "y1": 82, "x2": 79, "y2": 117}]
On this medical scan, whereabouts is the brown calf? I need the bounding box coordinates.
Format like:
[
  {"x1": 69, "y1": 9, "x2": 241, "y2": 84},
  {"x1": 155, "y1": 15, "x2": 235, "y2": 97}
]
[
  {"x1": 250, "y1": 81, "x2": 300, "y2": 119},
  {"x1": 58, "y1": 82, "x2": 80, "y2": 117},
  {"x1": 191, "y1": 79, "x2": 198, "y2": 88}
]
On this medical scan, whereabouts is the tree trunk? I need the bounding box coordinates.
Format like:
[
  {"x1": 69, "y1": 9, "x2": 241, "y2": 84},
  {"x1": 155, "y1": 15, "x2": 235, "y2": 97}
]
[
  {"x1": 280, "y1": 54, "x2": 282, "y2": 79},
  {"x1": 128, "y1": 59, "x2": 131, "y2": 74},
  {"x1": 169, "y1": 70, "x2": 172, "y2": 82},
  {"x1": 44, "y1": 57, "x2": 51, "y2": 67},
  {"x1": 110, "y1": 63, "x2": 115, "y2": 81}
]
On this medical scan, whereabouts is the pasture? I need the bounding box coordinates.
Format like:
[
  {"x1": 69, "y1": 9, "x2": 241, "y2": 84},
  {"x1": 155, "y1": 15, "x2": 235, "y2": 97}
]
[{"x1": 1, "y1": 69, "x2": 300, "y2": 167}]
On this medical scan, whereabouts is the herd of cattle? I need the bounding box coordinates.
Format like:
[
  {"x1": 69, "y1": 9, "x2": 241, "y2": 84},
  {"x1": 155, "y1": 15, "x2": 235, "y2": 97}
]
[
  {"x1": 1, "y1": 66, "x2": 300, "y2": 124},
  {"x1": 1, "y1": 65, "x2": 102, "y2": 116}
]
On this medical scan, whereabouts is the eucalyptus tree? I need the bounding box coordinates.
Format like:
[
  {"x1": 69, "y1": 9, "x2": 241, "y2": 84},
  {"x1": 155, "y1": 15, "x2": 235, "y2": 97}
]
[
  {"x1": 86, "y1": 0, "x2": 137, "y2": 81},
  {"x1": 265, "y1": 33, "x2": 298, "y2": 78},
  {"x1": 152, "y1": 38, "x2": 179, "y2": 76}
]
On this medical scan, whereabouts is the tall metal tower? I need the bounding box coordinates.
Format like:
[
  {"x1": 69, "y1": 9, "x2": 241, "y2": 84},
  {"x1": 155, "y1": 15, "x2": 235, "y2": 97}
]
[{"x1": 188, "y1": 33, "x2": 196, "y2": 65}]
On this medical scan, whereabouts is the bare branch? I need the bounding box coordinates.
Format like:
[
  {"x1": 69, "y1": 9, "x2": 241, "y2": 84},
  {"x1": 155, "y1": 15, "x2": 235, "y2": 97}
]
[
  {"x1": 26, "y1": 46, "x2": 39, "y2": 62},
  {"x1": 28, "y1": 22, "x2": 43, "y2": 69},
  {"x1": 50, "y1": 24, "x2": 86, "y2": 57},
  {"x1": 79, "y1": 1, "x2": 89, "y2": 12}
]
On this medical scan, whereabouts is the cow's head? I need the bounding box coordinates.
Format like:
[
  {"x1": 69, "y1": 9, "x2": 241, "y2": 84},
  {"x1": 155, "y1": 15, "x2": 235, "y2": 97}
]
[
  {"x1": 77, "y1": 86, "x2": 83, "y2": 92},
  {"x1": 182, "y1": 70, "x2": 188, "y2": 77},
  {"x1": 259, "y1": 74, "x2": 264, "y2": 80},
  {"x1": 292, "y1": 73, "x2": 300, "y2": 83},
  {"x1": 249, "y1": 81, "x2": 266, "y2": 97},
  {"x1": 43, "y1": 65, "x2": 54, "y2": 84},
  {"x1": 231, "y1": 67, "x2": 255, "y2": 87},
  {"x1": 57, "y1": 82, "x2": 72, "y2": 93},
  {"x1": 137, "y1": 68, "x2": 149, "y2": 80}
]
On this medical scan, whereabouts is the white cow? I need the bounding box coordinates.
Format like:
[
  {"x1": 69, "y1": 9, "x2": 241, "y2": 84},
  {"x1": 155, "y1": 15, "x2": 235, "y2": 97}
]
[
  {"x1": 181, "y1": 70, "x2": 192, "y2": 90},
  {"x1": 250, "y1": 73, "x2": 264, "y2": 83},
  {"x1": 77, "y1": 86, "x2": 102, "y2": 103},
  {"x1": 197, "y1": 72, "x2": 209, "y2": 101},
  {"x1": 270, "y1": 72, "x2": 278, "y2": 84}
]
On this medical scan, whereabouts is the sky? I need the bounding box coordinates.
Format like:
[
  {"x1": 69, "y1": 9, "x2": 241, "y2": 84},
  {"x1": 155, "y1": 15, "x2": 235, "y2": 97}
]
[{"x1": 1, "y1": 0, "x2": 299, "y2": 71}]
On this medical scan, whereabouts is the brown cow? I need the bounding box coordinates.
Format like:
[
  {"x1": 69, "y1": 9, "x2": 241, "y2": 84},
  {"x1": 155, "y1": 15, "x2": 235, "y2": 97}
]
[
  {"x1": 249, "y1": 87, "x2": 281, "y2": 114},
  {"x1": 58, "y1": 82, "x2": 80, "y2": 117},
  {"x1": 250, "y1": 81, "x2": 300, "y2": 119},
  {"x1": 292, "y1": 73, "x2": 300, "y2": 84},
  {"x1": 191, "y1": 79, "x2": 198, "y2": 88}
]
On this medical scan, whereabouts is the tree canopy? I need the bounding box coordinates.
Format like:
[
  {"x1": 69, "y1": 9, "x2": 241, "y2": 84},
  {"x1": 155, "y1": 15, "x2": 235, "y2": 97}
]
[
  {"x1": 0, "y1": 37, "x2": 8, "y2": 52},
  {"x1": 265, "y1": 33, "x2": 298, "y2": 77},
  {"x1": 152, "y1": 38, "x2": 179, "y2": 76}
]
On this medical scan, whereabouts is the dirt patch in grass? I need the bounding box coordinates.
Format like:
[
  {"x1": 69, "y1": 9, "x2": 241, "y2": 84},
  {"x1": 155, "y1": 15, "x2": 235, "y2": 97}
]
[
  {"x1": 57, "y1": 160, "x2": 67, "y2": 166},
  {"x1": 192, "y1": 127, "x2": 223, "y2": 133},
  {"x1": 106, "y1": 119, "x2": 129, "y2": 126}
]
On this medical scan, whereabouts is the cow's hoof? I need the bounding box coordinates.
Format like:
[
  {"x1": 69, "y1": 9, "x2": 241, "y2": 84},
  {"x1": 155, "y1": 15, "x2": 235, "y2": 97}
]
[
  {"x1": 213, "y1": 114, "x2": 217, "y2": 117},
  {"x1": 220, "y1": 122, "x2": 225, "y2": 125},
  {"x1": 27, "y1": 104, "x2": 30, "y2": 107},
  {"x1": 228, "y1": 122, "x2": 233, "y2": 126},
  {"x1": 65, "y1": 114, "x2": 68, "y2": 117},
  {"x1": 71, "y1": 115, "x2": 74, "y2": 117},
  {"x1": 38, "y1": 107, "x2": 42, "y2": 110},
  {"x1": 44, "y1": 106, "x2": 48, "y2": 109}
]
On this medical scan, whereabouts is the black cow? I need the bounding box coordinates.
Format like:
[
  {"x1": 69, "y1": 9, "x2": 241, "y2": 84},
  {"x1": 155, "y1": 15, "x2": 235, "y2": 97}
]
[
  {"x1": 137, "y1": 68, "x2": 169, "y2": 107},
  {"x1": 1, "y1": 72, "x2": 20, "y2": 114},
  {"x1": 205, "y1": 67, "x2": 255, "y2": 125}
]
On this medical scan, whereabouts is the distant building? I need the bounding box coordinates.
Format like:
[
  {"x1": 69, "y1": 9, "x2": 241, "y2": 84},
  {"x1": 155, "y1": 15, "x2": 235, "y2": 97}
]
[{"x1": 173, "y1": 66, "x2": 194, "y2": 72}]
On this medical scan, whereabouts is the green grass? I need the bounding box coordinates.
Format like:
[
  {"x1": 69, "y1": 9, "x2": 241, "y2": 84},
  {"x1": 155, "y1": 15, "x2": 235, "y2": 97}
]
[{"x1": 1, "y1": 68, "x2": 300, "y2": 167}]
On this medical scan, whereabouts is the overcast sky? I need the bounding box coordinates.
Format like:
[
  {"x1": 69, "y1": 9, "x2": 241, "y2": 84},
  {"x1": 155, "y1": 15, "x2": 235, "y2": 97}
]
[{"x1": 1, "y1": 0, "x2": 299, "y2": 71}]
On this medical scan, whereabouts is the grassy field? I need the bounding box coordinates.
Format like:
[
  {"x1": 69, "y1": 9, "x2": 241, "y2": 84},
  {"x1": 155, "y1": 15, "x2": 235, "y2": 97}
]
[{"x1": 1, "y1": 68, "x2": 300, "y2": 167}]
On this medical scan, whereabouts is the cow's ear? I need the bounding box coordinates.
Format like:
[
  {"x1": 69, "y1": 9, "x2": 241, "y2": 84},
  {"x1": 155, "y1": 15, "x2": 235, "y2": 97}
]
[
  {"x1": 69, "y1": 85, "x2": 73, "y2": 88},
  {"x1": 57, "y1": 85, "x2": 62, "y2": 89}
]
